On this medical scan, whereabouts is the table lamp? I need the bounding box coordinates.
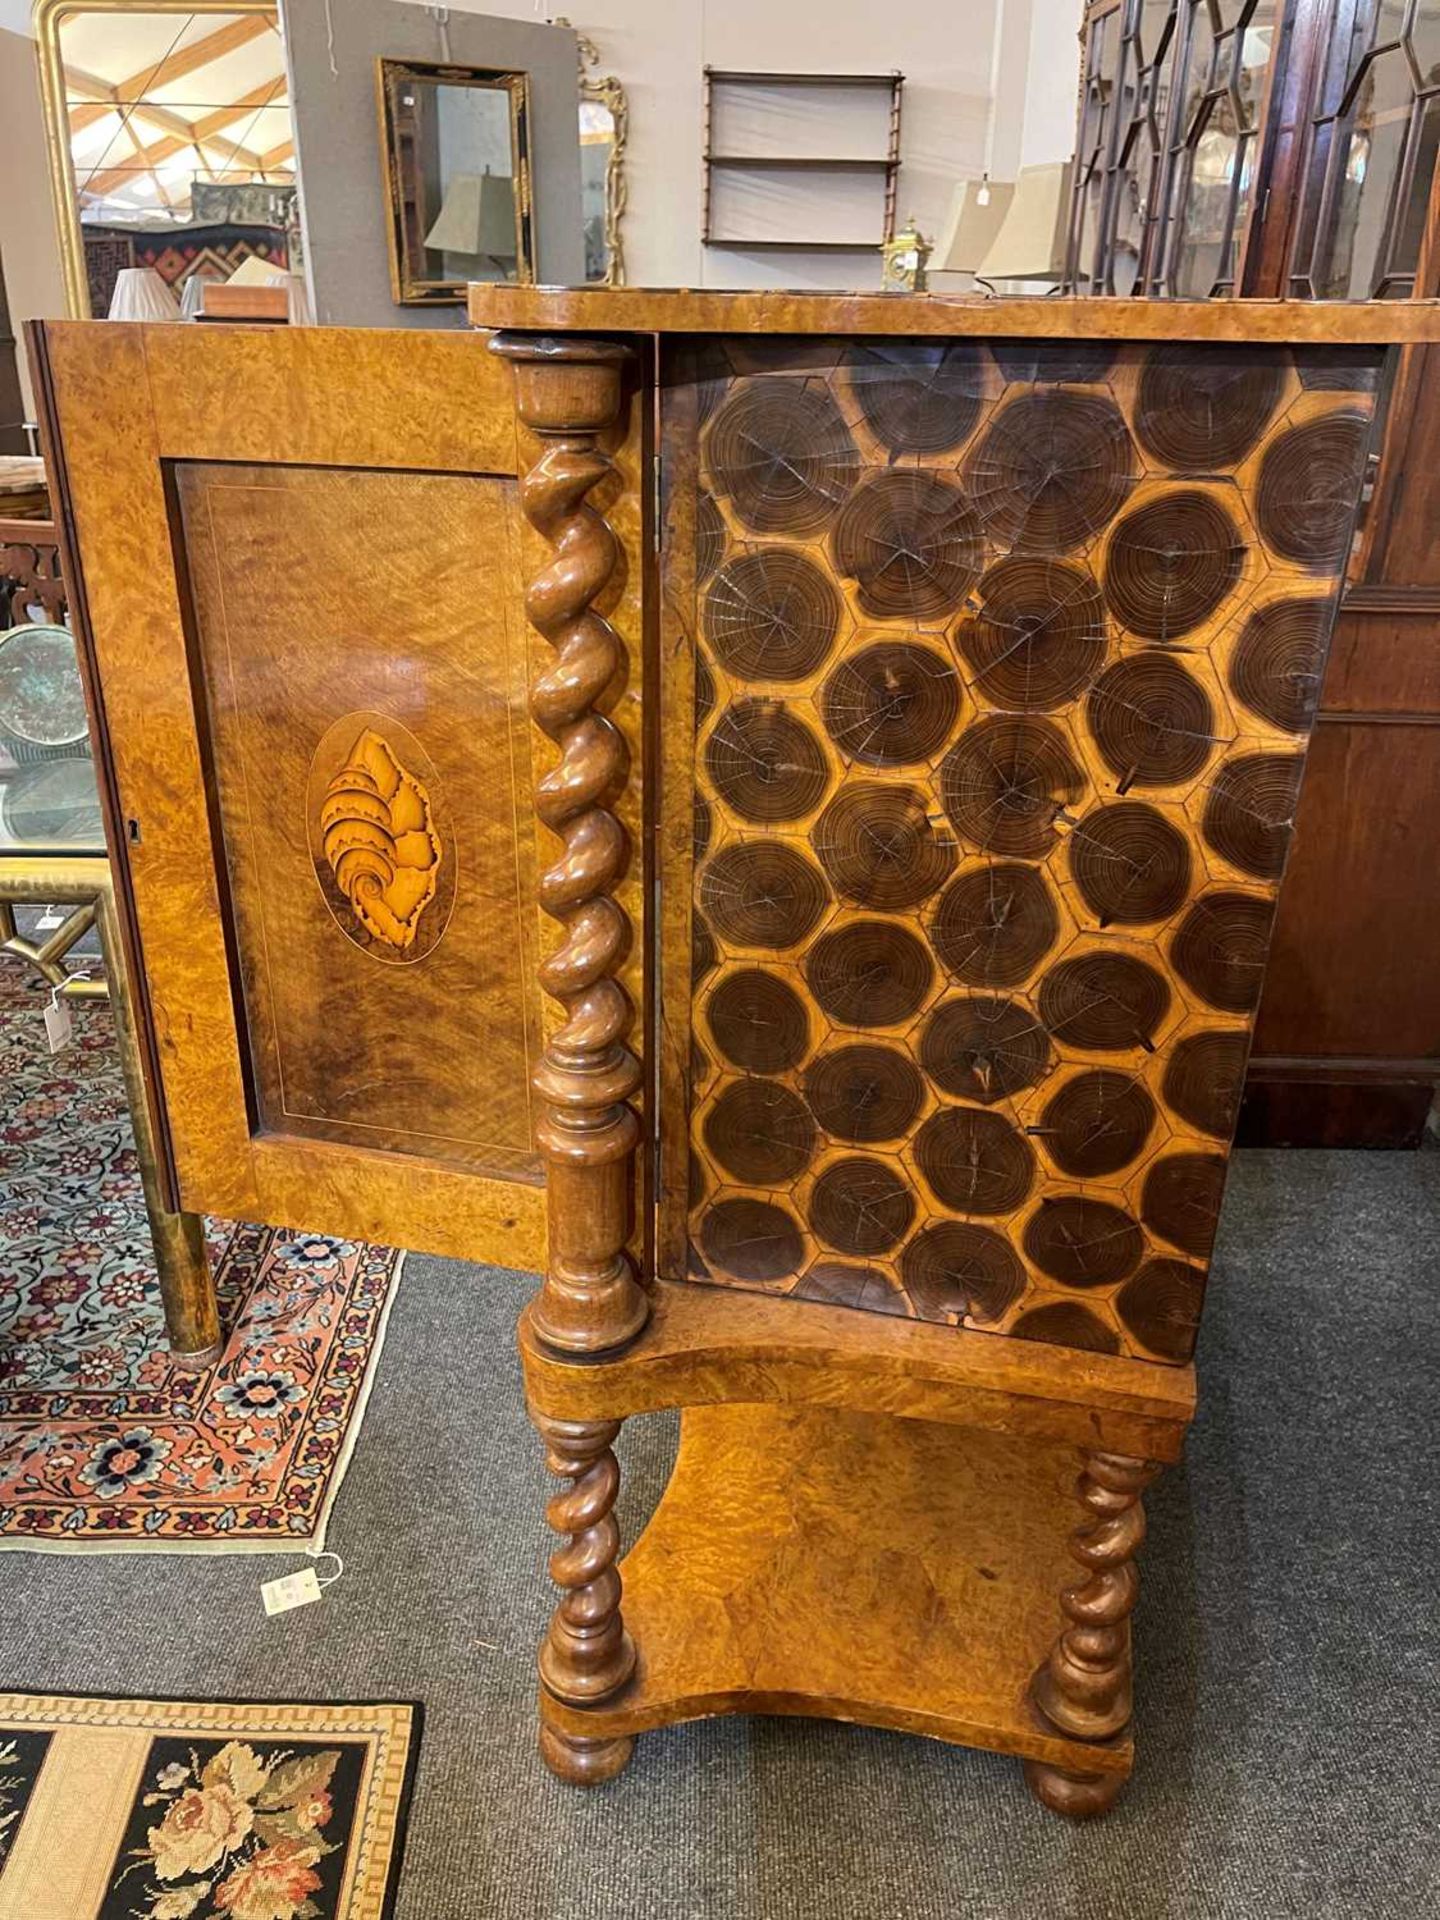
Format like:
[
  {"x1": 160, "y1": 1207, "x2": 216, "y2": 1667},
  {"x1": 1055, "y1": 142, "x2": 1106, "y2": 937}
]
[
  {"x1": 931, "y1": 177, "x2": 1017, "y2": 277},
  {"x1": 974, "y1": 160, "x2": 1074, "y2": 284}
]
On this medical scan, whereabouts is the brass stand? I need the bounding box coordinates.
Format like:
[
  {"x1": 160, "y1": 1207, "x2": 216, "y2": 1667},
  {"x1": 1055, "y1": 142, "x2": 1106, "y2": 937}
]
[{"x1": 0, "y1": 855, "x2": 221, "y2": 1365}]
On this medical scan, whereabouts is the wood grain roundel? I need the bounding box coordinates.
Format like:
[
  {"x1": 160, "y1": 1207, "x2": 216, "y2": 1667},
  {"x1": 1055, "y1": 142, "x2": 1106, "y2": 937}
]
[
  {"x1": 702, "y1": 1077, "x2": 815, "y2": 1185},
  {"x1": 700, "y1": 843, "x2": 829, "y2": 950},
  {"x1": 809, "y1": 1157, "x2": 916, "y2": 1255},
  {"x1": 804, "y1": 920, "x2": 934, "y2": 1028},
  {"x1": 1229, "y1": 596, "x2": 1329, "y2": 732},
  {"x1": 1086, "y1": 654, "x2": 1217, "y2": 788},
  {"x1": 919, "y1": 995, "x2": 1050, "y2": 1104},
  {"x1": 821, "y1": 641, "x2": 961, "y2": 766},
  {"x1": 848, "y1": 341, "x2": 987, "y2": 455},
  {"x1": 1135, "y1": 345, "x2": 1285, "y2": 469},
  {"x1": 705, "y1": 700, "x2": 829, "y2": 823},
  {"x1": 803, "y1": 1044, "x2": 925, "y2": 1143},
  {"x1": 913, "y1": 1107, "x2": 1035, "y2": 1215},
  {"x1": 900, "y1": 1221, "x2": 1026, "y2": 1322},
  {"x1": 706, "y1": 376, "x2": 860, "y2": 535},
  {"x1": 831, "y1": 471, "x2": 983, "y2": 619},
  {"x1": 1103, "y1": 490, "x2": 1244, "y2": 641},
  {"x1": 958, "y1": 558, "x2": 1108, "y2": 712},
  {"x1": 1023, "y1": 1196, "x2": 1144, "y2": 1288},
  {"x1": 963, "y1": 390, "x2": 1136, "y2": 552},
  {"x1": 939, "y1": 716, "x2": 1086, "y2": 858},
  {"x1": 813, "y1": 783, "x2": 956, "y2": 909},
  {"x1": 703, "y1": 549, "x2": 842, "y2": 682},
  {"x1": 1256, "y1": 410, "x2": 1370, "y2": 569},
  {"x1": 930, "y1": 862, "x2": 1060, "y2": 986},
  {"x1": 706, "y1": 967, "x2": 810, "y2": 1072},
  {"x1": 1038, "y1": 951, "x2": 1171, "y2": 1051}
]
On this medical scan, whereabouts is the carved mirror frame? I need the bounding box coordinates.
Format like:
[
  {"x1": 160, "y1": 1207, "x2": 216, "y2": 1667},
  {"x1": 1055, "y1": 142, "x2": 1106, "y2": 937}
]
[
  {"x1": 375, "y1": 55, "x2": 536, "y2": 305},
  {"x1": 574, "y1": 29, "x2": 628, "y2": 287}
]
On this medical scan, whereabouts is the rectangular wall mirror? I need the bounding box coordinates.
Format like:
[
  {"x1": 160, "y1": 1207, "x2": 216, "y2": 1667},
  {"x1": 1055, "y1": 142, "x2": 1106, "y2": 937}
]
[{"x1": 376, "y1": 56, "x2": 534, "y2": 303}]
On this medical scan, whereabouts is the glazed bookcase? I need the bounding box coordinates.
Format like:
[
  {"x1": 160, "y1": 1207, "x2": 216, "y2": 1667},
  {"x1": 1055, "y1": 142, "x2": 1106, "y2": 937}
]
[{"x1": 32, "y1": 290, "x2": 1440, "y2": 1819}]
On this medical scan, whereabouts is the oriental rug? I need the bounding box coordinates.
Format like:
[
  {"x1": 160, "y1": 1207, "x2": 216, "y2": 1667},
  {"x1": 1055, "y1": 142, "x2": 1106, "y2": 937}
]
[
  {"x1": 0, "y1": 964, "x2": 404, "y2": 1550},
  {"x1": 0, "y1": 1691, "x2": 418, "y2": 1920}
]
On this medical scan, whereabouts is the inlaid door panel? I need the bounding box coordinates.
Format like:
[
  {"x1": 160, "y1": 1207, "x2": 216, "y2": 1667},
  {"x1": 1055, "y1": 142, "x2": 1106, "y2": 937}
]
[
  {"x1": 174, "y1": 461, "x2": 541, "y2": 1178},
  {"x1": 657, "y1": 334, "x2": 1381, "y2": 1365},
  {"x1": 34, "y1": 321, "x2": 647, "y2": 1273}
]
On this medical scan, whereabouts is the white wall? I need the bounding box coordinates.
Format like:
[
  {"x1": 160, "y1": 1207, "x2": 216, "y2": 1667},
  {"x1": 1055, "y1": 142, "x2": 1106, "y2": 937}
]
[
  {"x1": 0, "y1": 0, "x2": 1087, "y2": 371},
  {"x1": 1019, "y1": 0, "x2": 1085, "y2": 169},
  {"x1": 465, "y1": 0, "x2": 1083, "y2": 290}
]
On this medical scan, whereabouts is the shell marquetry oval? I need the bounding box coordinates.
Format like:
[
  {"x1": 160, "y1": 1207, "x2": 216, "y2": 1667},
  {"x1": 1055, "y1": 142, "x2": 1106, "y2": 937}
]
[
  {"x1": 308, "y1": 716, "x2": 450, "y2": 963},
  {"x1": 678, "y1": 333, "x2": 1379, "y2": 1364}
]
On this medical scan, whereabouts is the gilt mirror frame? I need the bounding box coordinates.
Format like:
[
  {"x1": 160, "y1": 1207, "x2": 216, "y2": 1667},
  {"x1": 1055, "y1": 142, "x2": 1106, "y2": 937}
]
[
  {"x1": 375, "y1": 55, "x2": 535, "y2": 306},
  {"x1": 574, "y1": 27, "x2": 628, "y2": 286},
  {"x1": 33, "y1": 0, "x2": 283, "y2": 319}
]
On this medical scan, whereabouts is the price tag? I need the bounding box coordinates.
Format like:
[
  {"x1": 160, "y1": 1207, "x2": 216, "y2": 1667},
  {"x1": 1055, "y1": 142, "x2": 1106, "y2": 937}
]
[
  {"x1": 34, "y1": 906, "x2": 65, "y2": 931},
  {"x1": 43, "y1": 990, "x2": 73, "y2": 1054},
  {"x1": 261, "y1": 1567, "x2": 323, "y2": 1616}
]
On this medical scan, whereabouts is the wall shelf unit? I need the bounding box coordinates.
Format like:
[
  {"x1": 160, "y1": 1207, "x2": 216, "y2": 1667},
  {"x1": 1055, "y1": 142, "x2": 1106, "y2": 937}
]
[{"x1": 702, "y1": 68, "x2": 903, "y2": 253}]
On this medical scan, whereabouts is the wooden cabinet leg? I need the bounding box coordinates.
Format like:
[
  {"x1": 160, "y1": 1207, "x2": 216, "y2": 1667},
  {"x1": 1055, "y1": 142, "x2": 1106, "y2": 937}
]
[
  {"x1": 532, "y1": 1410, "x2": 637, "y2": 1785},
  {"x1": 1027, "y1": 1448, "x2": 1161, "y2": 1817},
  {"x1": 1021, "y1": 1759, "x2": 1128, "y2": 1818},
  {"x1": 538, "y1": 1703, "x2": 635, "y2": 1787}
]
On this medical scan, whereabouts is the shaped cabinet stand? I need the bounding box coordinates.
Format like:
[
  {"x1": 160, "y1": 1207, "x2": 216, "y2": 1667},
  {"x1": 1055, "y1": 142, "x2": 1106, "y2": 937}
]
[{"x1": 34, "y1": 292, "x2": 1440, "y2": 1818}]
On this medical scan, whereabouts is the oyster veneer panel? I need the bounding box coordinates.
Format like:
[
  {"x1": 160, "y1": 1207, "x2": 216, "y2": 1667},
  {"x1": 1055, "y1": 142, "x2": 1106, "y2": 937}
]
[{"x1": 675, "y1": 336, "x2": 1378, "y2": 1364}]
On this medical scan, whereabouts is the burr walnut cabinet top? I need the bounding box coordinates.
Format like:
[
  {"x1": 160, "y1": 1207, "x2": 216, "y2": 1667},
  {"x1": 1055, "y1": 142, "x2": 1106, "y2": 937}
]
[{"x1": 469, "y1": 286, "x2": 1440, "y2": 344}]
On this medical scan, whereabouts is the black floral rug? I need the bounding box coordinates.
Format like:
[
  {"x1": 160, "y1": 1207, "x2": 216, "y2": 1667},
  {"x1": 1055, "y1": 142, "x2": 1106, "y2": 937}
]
[{"x1": 0, "y1": 1690, "x2": 418, "y2": 1919}]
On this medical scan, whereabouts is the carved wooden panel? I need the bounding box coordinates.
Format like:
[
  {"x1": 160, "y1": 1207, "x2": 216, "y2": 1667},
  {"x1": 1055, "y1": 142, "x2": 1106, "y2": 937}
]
[
  {"x1": 176, "y1": 461, "x2": 543, "y2": 1179},
  {"x1": 663, "y1": 336, "x2": 1380, "y2": 1365}
]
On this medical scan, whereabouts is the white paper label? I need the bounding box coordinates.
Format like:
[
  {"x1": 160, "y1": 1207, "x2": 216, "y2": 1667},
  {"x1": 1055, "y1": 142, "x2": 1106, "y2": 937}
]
[
  {"x1": 43, "y1": 999, "x2": 73, "y2": 1053},
  {"x1": 261, "y1": 1567, "x2": 324, "y2": 1616},
  {"x1": 34, "y1": 907, "x2": 65, "y2": 930}
]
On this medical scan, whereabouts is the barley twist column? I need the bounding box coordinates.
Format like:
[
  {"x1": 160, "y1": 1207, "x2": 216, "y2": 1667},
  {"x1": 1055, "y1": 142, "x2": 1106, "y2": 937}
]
[
  {"x1": 491, "y1": 331, "x2": 648, "y2": 1787},
  {"x1": 490, "y1": 332, "x2": 648, "y2": 1358},
  {"x1": 532, "y1": 1412, "x2": 636, "y2": 1784},
  {"x1": 1025, "y1": 1448, "x2": 1163, "y2": 1818}
]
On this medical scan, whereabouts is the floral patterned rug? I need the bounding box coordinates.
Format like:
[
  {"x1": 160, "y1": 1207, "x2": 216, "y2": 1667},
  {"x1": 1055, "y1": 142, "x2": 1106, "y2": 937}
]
[
  {"x1": 0, "y1": 1690, "x2": 417, "y2": 1918},
  {"x1": 0, "y1": 962, "x2": 404, "y2": 1550}
]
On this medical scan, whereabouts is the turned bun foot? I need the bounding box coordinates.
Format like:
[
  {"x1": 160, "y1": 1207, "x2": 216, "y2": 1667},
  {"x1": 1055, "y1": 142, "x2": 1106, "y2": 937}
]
[
  {"x1": 540, "y1": 1718, "x2": 636, "y2": 1786},
  {"x1": 1023, "y1": 1758, "x2": 1129, "y2": 1819}
]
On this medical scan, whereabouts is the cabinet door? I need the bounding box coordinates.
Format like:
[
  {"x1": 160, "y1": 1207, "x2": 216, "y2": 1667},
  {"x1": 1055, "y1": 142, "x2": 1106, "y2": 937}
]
[{"x1": 33, "y1": 321, "x2": 643, "y2": 1273}]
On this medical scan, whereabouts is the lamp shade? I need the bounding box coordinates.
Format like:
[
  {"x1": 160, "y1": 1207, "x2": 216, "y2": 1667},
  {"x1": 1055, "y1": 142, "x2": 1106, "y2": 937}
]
[
  {"x1": 227, "y1": 252, "x2": 286, "y2": 286},
  {"x1": 106, "y1": 267, "x2": 181, "y2": 322},
  {"x1": 424, "y1": 170, "x2": 517, "y2": 258},
  {"x1": 933, "y1": 178, "x2": 1016, "y2": 273},
  {"x1": 974, "y1": 162, "x2": 1074, "y2": 281}
]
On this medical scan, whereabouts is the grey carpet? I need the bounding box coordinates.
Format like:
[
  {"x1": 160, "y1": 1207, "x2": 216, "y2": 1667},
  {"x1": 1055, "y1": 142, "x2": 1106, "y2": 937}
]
[{"x1": 2, "y1": 1150, "x2": 1436, "y2": 1919}]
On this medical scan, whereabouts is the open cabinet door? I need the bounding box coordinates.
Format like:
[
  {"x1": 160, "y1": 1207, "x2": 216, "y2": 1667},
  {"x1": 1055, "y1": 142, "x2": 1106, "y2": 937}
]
[{"x1": 31, "y1": 321, "x2": 644, "y2": 1274}]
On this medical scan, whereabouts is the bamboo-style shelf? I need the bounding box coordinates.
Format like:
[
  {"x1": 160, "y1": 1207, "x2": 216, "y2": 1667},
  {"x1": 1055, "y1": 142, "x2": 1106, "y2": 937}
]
[{"x1": 702, "y1": 67, "x2": 904, "y2": 253}]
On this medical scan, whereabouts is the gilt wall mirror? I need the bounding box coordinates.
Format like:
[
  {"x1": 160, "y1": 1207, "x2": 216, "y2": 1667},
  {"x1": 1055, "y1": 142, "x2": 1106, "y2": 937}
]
[
  {"x1": 34, "y1": 0, "x2": 293, "y2": 319},
  {"x1": 376, "y1": 56, "x2": 535, "y2": 304}
]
